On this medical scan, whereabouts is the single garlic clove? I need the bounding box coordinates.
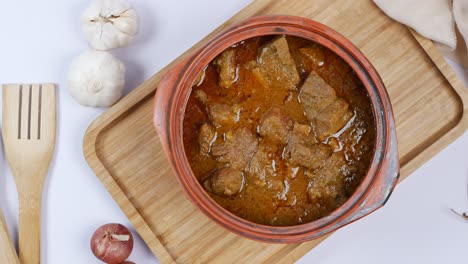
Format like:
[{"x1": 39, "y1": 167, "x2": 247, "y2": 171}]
[
  {"x1": 82, "y1": 0, "x2": 139, "y2": 51},
  {"x1": 67, "y1": 50, "x2": 125, "y2": 107}
]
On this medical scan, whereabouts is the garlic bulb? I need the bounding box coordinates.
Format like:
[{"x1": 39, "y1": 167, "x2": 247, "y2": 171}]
[
  {"x1": 82, "y1": 0, "x2": 139, "y2": 51},
  {"x1": 67, "y1": 50, "x2": 125, "y2": 107}
]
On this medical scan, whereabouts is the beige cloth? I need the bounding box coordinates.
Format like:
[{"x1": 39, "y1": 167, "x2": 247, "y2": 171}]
[{"x1": 374, "y1": 0, "x2": 468, "y2": 67}]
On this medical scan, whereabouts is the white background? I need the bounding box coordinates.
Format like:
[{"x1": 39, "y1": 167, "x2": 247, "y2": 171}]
[{"x1": 0, "y1": 1, "x2": 467, "y2": 263}]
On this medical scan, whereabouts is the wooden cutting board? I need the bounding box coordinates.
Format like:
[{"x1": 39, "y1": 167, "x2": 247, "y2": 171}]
[{"x1": 83, "y1": 0, "x2": 468, "y2": 263}]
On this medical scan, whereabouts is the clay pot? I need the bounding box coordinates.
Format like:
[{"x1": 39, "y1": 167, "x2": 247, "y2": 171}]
[{"x1": 153, "y1": 15, "x2": 399, "y2": 243}]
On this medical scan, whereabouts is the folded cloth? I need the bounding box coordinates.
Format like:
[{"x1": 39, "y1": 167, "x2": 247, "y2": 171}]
[{"x1": 374, "y1": 0, "x2": 468, "y2": 67}]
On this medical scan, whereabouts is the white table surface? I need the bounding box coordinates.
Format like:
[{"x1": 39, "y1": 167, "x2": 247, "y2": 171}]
[{"x1": 0, "y1": 1, "x2": 466, "y2": 263}]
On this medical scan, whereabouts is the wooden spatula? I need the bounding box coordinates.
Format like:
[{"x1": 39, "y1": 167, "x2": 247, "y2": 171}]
[
  {"x1": 2, "y1": 83, "x2": 56, "y2": 264},
  {"x1": 0, "y1": 210, "x2": 20, "y2": 264}
]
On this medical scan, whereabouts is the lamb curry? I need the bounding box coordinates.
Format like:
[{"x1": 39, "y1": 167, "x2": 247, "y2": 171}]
[{"x1": 183, "y1": 35, "x2": 375, "y2": 226}]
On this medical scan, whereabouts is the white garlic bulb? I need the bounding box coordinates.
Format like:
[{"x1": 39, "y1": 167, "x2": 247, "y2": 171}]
[
  {"x1": 67, "y1": 50, "x2": 125, "y2": 107},
  {"x1": 82, "y1": 0, "x2": 139, "y2": 51}
]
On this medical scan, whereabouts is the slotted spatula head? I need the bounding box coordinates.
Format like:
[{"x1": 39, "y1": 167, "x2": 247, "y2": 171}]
[
  {"x1": 3, "y1": 84, "x2": 56, "y2": 174},
  {"x1": 2, "y1": 83, "x2": 56, "y2": 264}
]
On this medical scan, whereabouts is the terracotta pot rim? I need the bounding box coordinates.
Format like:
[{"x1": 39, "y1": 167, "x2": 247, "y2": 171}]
[{"x1": 153, "y1": 15, "x2": 399, "y2": 243}]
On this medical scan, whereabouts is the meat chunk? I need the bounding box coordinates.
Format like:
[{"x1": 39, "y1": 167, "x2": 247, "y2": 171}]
[
  {"x1": 211, "y1": 127, "x2": 258, "y2": 170},
  {"x1": 247, "y1": 143, "x2": 286, "y2": 196},
  {"x1": 287, "y1": 122, "x2": 318, "y2": 146},
  {"x1": 203, "y1": 168, "x2": 244, "y2": 196},
  {"x1": 299, "y1": 71, "x2": 353, "y2": 141},
  {"x1": 213, "y1": 48, "x2": 237, "y2": 88},
  {"x1": 258, "y1": 106, "x2": 293, "y2": 144},
  {"x1": 292, "y1": 122, "x2": 311, "y2": 136},
  {"x1": 288, "y1": 143, "x2": 332, "y2": 170},
  {"x1": 247, "y1": 143, "x2": 278, "y2": 186},
  {"x1": 314, "y1": 98, "x2": 353, "y2": 141},
  {"x1": 306, "y1": 152, "x2": 347, "y2": 206},
  {"x1": 249, "y1": 36, "x2": 300, "y2": 91},
  {"x1": 208, "y1": 103, "x2": 240, "y2": 128},
  {"x1": 298, "y1": 71, "x2": 337, "y2": 120},
  {"x1": 198, "y1": 123, "x2": 216, "y2": 156},
  {"x1": 284, "y1": 122, "x2": 320, "y2": 169}
]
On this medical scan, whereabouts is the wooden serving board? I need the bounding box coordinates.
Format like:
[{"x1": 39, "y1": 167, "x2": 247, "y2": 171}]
[{"x1": 83, "y1": 0, "x2": 468, "y2": 263}]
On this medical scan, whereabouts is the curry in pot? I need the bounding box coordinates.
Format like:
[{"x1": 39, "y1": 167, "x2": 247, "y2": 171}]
[{"x1": 183, "y1": 35, "x2": 375, "y2": 226}]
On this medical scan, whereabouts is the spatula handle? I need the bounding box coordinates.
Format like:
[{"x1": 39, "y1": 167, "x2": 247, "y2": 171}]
[
  {"x1": 0, "y1": 210, "x2": 20, "y2": 264},
  {"x1": 19, "y1": 195, "x2": 41, "y2": 264}
]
